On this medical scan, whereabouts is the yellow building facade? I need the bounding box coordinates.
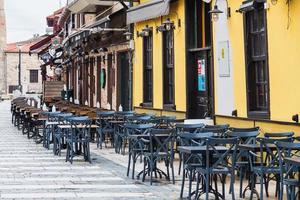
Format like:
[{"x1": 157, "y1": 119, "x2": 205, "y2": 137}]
[
  {"x1": 213, "y1": 0, "x2": 300, "y2": 133},
  {"x1": 129, "y1": 0, "x2": 214, "y2": 120}
]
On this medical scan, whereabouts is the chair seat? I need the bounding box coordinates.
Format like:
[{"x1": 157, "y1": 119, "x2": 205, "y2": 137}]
[
  {"x1": 196, "y1": 166, "x2": 231, "y2": 174},
  {"x1": 253, "y1": 166, "x2": 281, "y2": 174},
  {"x1": 283, "y1": 178, "x2": 300, "y2": 186}
]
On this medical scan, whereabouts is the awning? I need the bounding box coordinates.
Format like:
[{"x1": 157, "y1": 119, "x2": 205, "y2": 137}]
[{"x1": 126, "y1": 0, "x2": 171, "y2": 24}]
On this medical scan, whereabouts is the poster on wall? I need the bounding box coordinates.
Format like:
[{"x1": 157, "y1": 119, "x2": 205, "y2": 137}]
[{"x1": 197, "y1": 59, "x2": 206, "y2": 91}]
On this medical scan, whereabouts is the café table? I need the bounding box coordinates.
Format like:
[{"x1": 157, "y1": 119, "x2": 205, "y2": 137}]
[
  {"x1": 284, "y1": 157, "x2": 300, "y2": 200},
  {"x1": 178, "y1": 145, "x2": 229, "y2": 200}
]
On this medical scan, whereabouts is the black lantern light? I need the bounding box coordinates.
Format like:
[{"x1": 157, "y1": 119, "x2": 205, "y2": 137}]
[
  {"x1": 209, "y1": 5, "x2": 223, "y2": 22},
  {"x1": 123, "y1": 31, "x2": 133, "y2": 41}
]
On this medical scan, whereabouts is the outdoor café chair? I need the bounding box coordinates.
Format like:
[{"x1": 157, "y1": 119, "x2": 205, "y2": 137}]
[
  {"x1": 53, "y1": 113, "x2": 73, "y2": 156},
  {"x1": 43, "y1": 112, "x2": 61, "y2": 149},
  {"x1": 125, "y1": 123, "x2": 154, "y2": 179},
  {"x1": 227, "y1": 130, "x2": 259, "y2": 198},
  {"x1": 66, "y1": 117, "x2": 92, "y2": 164},
  {"x1": 276, "y1": 141, "x2": 300, "y2": 200},
  {"x1": 96, "y1": 111, "x2": 115, "y2": 149},
  {"x1": 142, "y1": 128, "x2": 175, "y2": 185},
  {"x1": 249, "y1": 137, "x2": 293, "y2": 200},
  {"x1": 194, "y1": 137, "x2": 238, "y2": 200},
  {"x1": 178, "y1": 132, "x2": 214, "y2": 199},
  {"x1": 176, "y1": 123, "x2": 205, "y2": 175}
]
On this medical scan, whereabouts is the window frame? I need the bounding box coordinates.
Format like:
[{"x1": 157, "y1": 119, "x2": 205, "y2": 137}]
[
  {"x1": 29, "y1": 69, "x2": 39, "y2": 83},
  {"x1": 162, "y1": 29, "x2": 175, "y2": 109},
  {"x1": 243, "y1": 7, "x2": 270, "y2": 119},
  {"x1": 142, "y1": 29, "x2": 153, "y2": 106}
]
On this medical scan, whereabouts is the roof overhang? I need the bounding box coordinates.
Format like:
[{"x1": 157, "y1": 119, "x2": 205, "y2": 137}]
[
  {"x1": 67, "y1": 0, "x2": 117, "y2": 13},
  {"x1": 126, "y1": 0, "x2": 171, "y2": 25}
]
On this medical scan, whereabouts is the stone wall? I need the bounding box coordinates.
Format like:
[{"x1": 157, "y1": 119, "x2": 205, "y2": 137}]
[{"x1": 5, "y1": 52, "x2": 42, "y2": 94}]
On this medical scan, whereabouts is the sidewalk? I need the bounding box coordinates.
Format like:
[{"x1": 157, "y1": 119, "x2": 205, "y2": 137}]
[{"x1": 1, "y1": 100, "x2": 278, "y2": 199}]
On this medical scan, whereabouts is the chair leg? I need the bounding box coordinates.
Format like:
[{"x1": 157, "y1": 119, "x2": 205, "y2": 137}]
[
  {"x1": 178, "y1": 153, "x2": 182, "y2": 175},
  {"x1": 127, "y1": 152, "x2": 131, "y2": 177},
  {"x1": 180, "y1": 168, "x2": 186, "y2": 199},
  {"x1": 205, "y1": 173, "x2": 209, "y2": 200},
  {"x1": 260, "y1": 174, "x2": 264, "y2": 200},
  {"x1": 250, "y1": 173, "x2": 255, "y2": 200},
  {"x1": 239, "y1": 167, "x2": 244, "y2": 198},
  {"x1": 188, "y1": 170, "x2": 192, "y2": 200},
  {"x1": 132, "y1": 153, "x2": 136, "y2": 179},
  {"x1": 231, "y1": 172, "x2": 236, "y2": 200}
]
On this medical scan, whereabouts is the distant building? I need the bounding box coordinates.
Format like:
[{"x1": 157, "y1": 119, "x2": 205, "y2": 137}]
[
  {"x1": 0, "y1": 0, "x2": 6, "y2": 94},
  {"x1": 4, "y1": 35, "x2": 49, "y2": 95}
]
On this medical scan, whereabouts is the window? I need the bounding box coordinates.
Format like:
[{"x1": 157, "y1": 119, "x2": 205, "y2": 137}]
[
  {"x1": 163, "y1": 30, "x2": 175, "y2": 107},
  {"x1": 143, "y1": 30, "x2": 153, "y2": 104},
  {"x1": 8, "y1": 85, "x2": 18, "y2": 94},
  {"x1": 29, "y1": 70, "x2": 39, "y2": 83},
  {"x1": 244, "y1": 7, "x2": 269, "y2": 119}
]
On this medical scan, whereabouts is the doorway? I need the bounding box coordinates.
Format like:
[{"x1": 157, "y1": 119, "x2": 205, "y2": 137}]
[
  {"x1": 185, "y1": 0, "x2": 214, "y2": 119},
  {"x1": 117, "y1": 51, "x2": 130, "y2": 111}
]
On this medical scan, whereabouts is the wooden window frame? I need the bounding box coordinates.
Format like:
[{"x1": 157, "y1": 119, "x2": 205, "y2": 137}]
[
  {"x1": 244, "y1": 7, "x2": 270, "y2": 119},
  {"x1": 29, "y1": 70, "x2": 38, "y2": 83},
  {"x1": 163, "y1": 30, "x2": 175, "y2": 110},
  {"x1": 142, "y1": 30, "x2": 153, "y2": 107}
]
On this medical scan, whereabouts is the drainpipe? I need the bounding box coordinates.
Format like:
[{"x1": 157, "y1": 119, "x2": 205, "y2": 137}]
[{"x1": 128, "y1": 0, "x2": 133, "y2": 111}]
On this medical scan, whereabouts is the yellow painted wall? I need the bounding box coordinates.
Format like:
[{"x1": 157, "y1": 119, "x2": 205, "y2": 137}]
[
  {"x1": 133, "y1": 0, "x2": 186, "y2": 115},
  {"x1": 216, "y1": 0, "x2": 300, "y2": 123}
]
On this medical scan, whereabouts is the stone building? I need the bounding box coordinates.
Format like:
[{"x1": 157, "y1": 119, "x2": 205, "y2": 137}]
[
  {"x1": 4, "y1": 36, "x2": 48, "y2": 95},
  {"x1": 0, "y1": 0, "x2": 6, "y2": 94}
]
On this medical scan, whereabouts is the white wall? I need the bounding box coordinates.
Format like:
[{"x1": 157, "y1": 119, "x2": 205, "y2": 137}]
[{"x1": 214, "y1": 0, "x2": 235, "y2": 116}]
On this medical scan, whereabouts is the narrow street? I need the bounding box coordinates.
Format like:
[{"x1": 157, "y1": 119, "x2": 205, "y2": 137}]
[{"x1": 0, "y1": 100, "x2": 167, "y2": 200}]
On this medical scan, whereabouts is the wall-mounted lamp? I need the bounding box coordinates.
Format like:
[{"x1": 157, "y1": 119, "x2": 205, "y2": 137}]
[
  {"x1": 156, "y1": 18, "x2": 175, "y2": 32},
  {"x1": 137, "y1": 25, "x2": 152, "y2": 37},
  {"x1": 209, "y1": 0, "x2": 231, "y2": 22},
  {"x1": 292, "y1": 114, "x2": 299, "y2": 123},
  {"x1": 123, "y1": 31, "x2": 133, "y2": 41},
  {"x1": 209, "y1": 5, "x2": 223, "y2": 22}
]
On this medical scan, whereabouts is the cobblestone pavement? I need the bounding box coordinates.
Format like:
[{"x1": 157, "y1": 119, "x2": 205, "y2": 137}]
[{"x1": 0, "y1": 100, "x2": 279, "y2": 199}]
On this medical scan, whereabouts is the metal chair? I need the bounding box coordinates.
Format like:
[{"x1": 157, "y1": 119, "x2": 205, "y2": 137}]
[
  {"x1": 176, "y1": 123, "x2": 205, "y2": 175},
  {"x1": 178, "y1": 132, "x2": 214, "y2": 199},
  {"x1": 53, "y1": 113, "x2": 73, "y2": 156},
  {"x1": 66, "y1": 117, "x2": 92, "y2": 164},
  {"x1": 96, "y1": 111, "x2": 115, "y2": 148},
  {"x1": 249, "y1": 137, "x2": 293, "y2": 200},
  {"x1": 276, "y1": 141, "x2": 300, "y2": 200},
  {"x1": 195, "y1": 137, "x2": 238, "y2": 200},
  {"x1": 125, "y1": 123, "x2": 154, "y2": 179},
  {"x1": 142, "y1": 128, "x2": 175, "y2": 185},
  {"x1": 227, "y1": 130, "x2": 259, "y2": 198}
]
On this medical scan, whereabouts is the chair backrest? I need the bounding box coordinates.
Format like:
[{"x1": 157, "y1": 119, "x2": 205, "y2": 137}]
[
  {"x1": 124, "y1": 123, "x2": 154, "y2": 135},
  {"x1": 264, "y1": 132, "x2": 294, "y2": 138},
  {"x1": 57, "y1": 113, "x2": 73, "y2": 124},
  {"x1": 179, "y1": 132, "x2": 213, "y2": 146},
  {"x1": 96, "y1": 111, "x2": 115, "y2": 130},
  {"x1": 256, "y1": 137, "x2": 292, "y2": 169},
  {"x1": 69, "y1": 117, "x2": 92, "y2": 139},
  {"x1": 149, "y1": 129, "x2": 174, "y2": 156},
  {"x1": 229, "y1": 127, "x2": 259, "y2": 132},
  {"x1": 276, "y1": 141, "x2": 300, "y2": 178},
  {"x1": 205, "y1": 137, "x2": 239, "y2": 171},
  {"x1": 202, "y1": 124, "x2": 229, "y2": 137},
  {"x1": 176, "y1": 123, "x2": 205, "y2": 134},
  {"x1": 227, "y1": 131, "x2": 259, "y2": 145},
  {"x1": 126, "y1": 115, "x2": 152, "y2": 124}
]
